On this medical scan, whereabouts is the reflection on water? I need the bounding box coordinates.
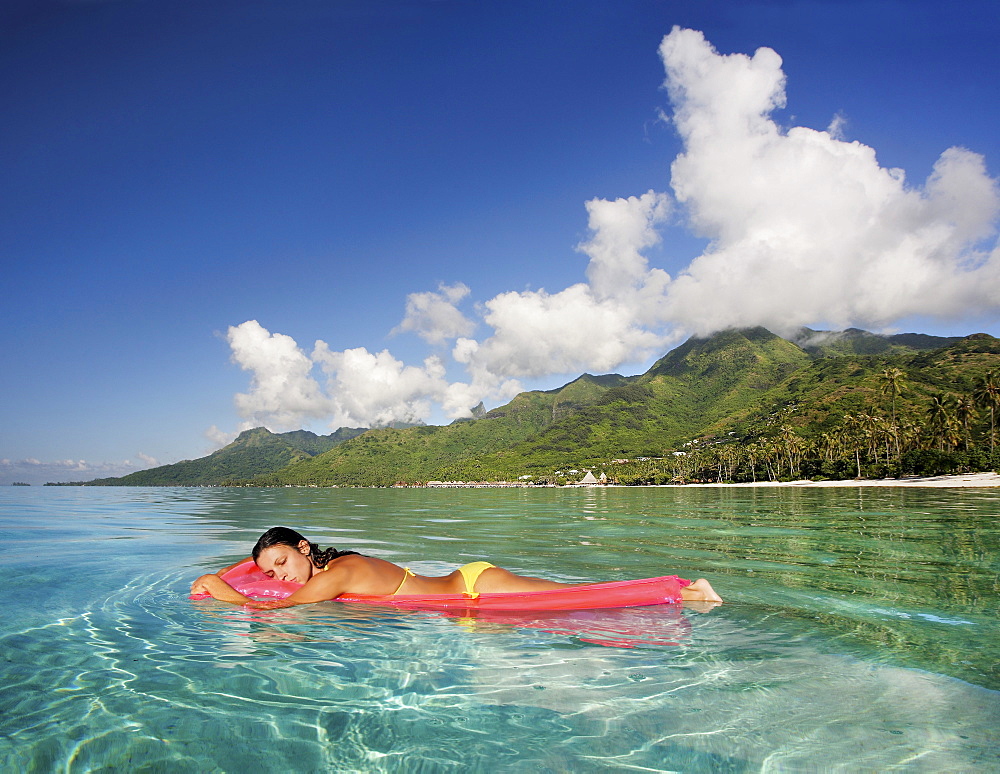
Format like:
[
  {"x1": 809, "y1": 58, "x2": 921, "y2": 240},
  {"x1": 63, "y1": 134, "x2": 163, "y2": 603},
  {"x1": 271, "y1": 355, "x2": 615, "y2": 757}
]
[{"x1": 0, "y1": 486, "x2": 998, "y2": 772}]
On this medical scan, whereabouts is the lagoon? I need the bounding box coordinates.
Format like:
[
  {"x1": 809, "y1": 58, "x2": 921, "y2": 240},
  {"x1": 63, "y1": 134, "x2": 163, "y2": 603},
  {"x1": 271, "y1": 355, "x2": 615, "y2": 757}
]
[{"x1": 1, "y1": 485, "x2": 997, "y2": 771}]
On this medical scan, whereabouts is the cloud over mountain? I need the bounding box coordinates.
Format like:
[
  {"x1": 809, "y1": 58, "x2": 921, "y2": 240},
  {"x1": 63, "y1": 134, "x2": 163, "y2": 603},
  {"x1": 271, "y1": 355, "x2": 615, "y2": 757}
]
[
  {"x1": 223, "y1": 27, "x2": 1000, "y2": 433},
  {"x1": 657, "y1": 27, "x2": 1000, "y2": 336}
]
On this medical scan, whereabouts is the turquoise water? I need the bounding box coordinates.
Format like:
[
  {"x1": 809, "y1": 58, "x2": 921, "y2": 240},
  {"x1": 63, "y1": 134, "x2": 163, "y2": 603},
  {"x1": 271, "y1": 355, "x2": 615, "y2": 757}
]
[{"x1": 1, "y1": 485, "x2": 998, "y2": 772}]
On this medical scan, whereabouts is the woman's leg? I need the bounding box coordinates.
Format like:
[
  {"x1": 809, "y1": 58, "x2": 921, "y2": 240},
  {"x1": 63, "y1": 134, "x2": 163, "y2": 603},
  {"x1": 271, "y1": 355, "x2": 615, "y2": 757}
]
[
  {"x1": 472, "y1": 566, "x2": 573, "y2": 593},
  {"x1": 473, "y1": 567, "x2": 722, "y2": 602}
]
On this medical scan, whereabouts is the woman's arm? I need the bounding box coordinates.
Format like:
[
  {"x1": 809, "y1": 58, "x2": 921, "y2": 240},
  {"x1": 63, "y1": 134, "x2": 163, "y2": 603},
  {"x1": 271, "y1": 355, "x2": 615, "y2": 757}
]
[
  {"x1": 188, "y1": 556, "x2": 253, "y2": 595},
  {"x1": 269, "y1": 565, "x2": 353, "y2": 606},
  {"x1": 189, "y1": 573, "x2": 252, "y2": 604},
  {"x1": 191, "y1": 562, "x2": 355, "y2": 608}
]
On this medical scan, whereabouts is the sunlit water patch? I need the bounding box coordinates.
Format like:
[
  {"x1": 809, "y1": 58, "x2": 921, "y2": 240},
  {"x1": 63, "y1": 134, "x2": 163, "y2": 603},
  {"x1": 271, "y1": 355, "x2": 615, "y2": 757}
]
[{"x1": 1, "y1": 486, "x2": 998, "y2": 771}]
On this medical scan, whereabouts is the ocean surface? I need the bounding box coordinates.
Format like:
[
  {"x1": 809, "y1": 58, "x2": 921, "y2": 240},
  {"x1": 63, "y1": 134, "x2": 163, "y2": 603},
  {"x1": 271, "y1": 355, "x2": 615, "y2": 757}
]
[{"x1": 1, "y1": 485, "x2": 997, "y2": 772}]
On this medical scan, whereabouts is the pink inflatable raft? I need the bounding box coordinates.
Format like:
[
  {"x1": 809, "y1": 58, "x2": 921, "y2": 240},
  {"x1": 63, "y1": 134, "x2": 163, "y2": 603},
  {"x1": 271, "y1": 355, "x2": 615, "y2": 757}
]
[{"x1": 191, "y1": 559, "x2": 691, "y2": 611}]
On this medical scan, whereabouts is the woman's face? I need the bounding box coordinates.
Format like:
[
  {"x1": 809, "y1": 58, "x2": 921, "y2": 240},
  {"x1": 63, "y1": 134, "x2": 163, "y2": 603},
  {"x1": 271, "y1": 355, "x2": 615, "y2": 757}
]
[{"x1": 255, "y1": 540, "x2": 315, "y2": 584}]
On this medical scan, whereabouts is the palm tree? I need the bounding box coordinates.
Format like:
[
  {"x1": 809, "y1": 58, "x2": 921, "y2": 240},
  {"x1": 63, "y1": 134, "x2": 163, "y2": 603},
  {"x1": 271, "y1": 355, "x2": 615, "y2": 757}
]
[
  {"x1": 879, "y1": 367, "x2": 905, "y2": 459},
  {"x1": 898, "y1": 417, "x2": 921, "y2": 455},
  {"x1": 842, "y1": 414, "x2": 865, "y2": 479},
  {"x1": 973, "y1": 371, "x2": 1000, "y2": 453},
  {"x1": 816, "y1": 432, "x2": 838, "y2": 464},
  {"x1": 716, "y1": 444, "x2": 738, "y2": 483},
  {"x1": 859, "y1": 413, "x2": 885, "y2": 463},
  {"x1": 779, "y1": 425, "x2": 803, "y2": 479},
  {"x1": 926, "y1": 394, "x2": 954, "y2": 451},
  {"x1": 954, "y1": 395, "x2": 977, "y2": 451},
  {"x1": 760, "y1": 439, "x2": 780, "y2": 481},
  {"x1": 744, "y1": 442, "x2": 762, "y2": 483}
]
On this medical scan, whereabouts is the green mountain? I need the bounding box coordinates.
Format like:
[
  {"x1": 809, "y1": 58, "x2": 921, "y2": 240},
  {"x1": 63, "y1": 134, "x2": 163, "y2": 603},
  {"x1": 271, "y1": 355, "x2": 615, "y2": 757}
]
[
  {"x1": 443, "y1": 326, "x2": 809, "y2": 479},
  {"x1": 793, "y1": 327, "x2": 964, "y2": 357},
  {"x1": 79, "y1": 426, "x2": 366, "y2": 486},
  {"x1": 729, "y1": 333, "x2": 994, "y2": 436},
  {"x1": 262, "y1": 327, "x2": 996, "y2": 486},
  {"x1": 266, "y1": 373, "x2": 631, "y2": 487},
  {"x1": 77, "y1": 327, "x2": 998, "y2": 487}
]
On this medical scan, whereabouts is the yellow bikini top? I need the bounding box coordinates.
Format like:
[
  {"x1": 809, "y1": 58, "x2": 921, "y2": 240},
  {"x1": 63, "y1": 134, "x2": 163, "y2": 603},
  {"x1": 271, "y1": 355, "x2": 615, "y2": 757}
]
[{"x1": 393, "y1": 568, "x2": 415, "y2": 595}]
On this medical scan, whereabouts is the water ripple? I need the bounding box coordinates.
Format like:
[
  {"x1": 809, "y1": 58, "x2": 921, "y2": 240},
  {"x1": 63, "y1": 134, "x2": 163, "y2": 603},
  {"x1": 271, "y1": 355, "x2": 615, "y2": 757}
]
[{"x1": 1, "y1": 486, "x2": 998, "y2": 771}]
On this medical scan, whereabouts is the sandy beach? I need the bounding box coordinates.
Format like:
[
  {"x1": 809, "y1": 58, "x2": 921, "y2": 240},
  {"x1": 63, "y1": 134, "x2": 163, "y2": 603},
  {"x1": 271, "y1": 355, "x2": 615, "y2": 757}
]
[
  {"x1": 427, "y1": 473, "x2": 1000, "y2": 489},
  {"x1": 676, "y1": 472, "x2": 1000, "y2": 488}
]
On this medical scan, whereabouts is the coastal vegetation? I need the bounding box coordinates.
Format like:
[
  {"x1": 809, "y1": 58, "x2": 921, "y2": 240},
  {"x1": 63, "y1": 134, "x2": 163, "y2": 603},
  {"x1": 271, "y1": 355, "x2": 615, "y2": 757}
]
[{"x1": 68, "y1": 327, "x2": 1000, "y2": 487}]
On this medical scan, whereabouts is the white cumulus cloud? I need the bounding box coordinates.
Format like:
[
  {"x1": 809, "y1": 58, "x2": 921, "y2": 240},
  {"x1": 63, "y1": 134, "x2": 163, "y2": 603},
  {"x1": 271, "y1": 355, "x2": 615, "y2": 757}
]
[
  {"x1": 227, "y1": 320, "x2": 332, "y2": 430},
  {"x1": 450, "y1": 190, "x2": 675, "y2": 384},
  {"x1": 217, "y1": 27, "x2": 999, "y2": 436},
  {"x1": 394, "y1": 282, "x2": 475, "y2": 345},
  {"x1": 312, "y1": 343, "x2": 449, "y2": 427},
  {"x1": 656, "y1": 26, "x2": 1000, "y2": 336},
  {"x1": 205, "y1": 425, "x2": 238, "y2": 450}
]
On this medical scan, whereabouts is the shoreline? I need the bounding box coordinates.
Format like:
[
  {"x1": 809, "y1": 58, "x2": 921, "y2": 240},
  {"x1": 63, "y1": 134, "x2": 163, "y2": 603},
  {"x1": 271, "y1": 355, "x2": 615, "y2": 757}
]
[
  {"x1": 40, "y1": 472, "x2": 1000, "y2": 489},
  {"x1": 653, "y1": 472, "x2": 1000, "y2": 489},
  {"x1": 419, "y1": 472, "x2": 1000, "y2": 489}
]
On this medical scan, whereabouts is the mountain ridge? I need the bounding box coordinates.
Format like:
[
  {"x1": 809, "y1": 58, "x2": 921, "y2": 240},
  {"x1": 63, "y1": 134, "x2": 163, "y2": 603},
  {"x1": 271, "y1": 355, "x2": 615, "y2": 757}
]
[
  {"x1": 75, "y1": 426, "x2": 366, "y2": 486},
  {"x1": 66, "y1": 327, "x2": 996, "y2": 486}
]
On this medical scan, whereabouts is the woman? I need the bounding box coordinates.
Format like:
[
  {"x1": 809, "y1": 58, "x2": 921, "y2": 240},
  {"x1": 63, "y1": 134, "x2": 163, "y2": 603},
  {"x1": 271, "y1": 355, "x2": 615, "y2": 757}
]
[{"x1": 190, "y1": 526, "x2": 723, "y2": 607}]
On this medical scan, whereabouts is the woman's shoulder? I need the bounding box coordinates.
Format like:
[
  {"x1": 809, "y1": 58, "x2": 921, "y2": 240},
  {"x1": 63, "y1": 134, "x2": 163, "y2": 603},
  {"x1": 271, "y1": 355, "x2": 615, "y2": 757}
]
[
  {"x1": 323, "y1": 553, "x2": 393, "y2": 571},
  {"x1": 312, "y1": 553, "x2": 409, "y2": 596}
]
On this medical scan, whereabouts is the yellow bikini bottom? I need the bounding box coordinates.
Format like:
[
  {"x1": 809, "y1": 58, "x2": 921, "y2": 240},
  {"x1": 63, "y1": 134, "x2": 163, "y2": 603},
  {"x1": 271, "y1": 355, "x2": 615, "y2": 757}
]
[
  {"x1": 391, "y1": 561, "x2": 495, "y2": 598},
  {"x1": 457, "y1": 561, "x2": 495, "y2": 599}
]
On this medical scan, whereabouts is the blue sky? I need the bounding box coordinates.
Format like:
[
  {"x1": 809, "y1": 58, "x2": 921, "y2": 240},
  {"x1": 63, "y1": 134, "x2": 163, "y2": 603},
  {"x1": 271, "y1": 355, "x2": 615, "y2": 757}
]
[{"x1": 2, "y1": 0, "x2": 998, "y2": 484}]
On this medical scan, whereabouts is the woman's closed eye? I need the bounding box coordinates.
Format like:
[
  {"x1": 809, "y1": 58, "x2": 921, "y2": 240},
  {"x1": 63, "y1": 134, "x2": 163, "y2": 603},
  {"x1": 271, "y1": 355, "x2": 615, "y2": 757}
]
[{"x1": 266, "y1": 559, "x2": 285, "y2": 578}]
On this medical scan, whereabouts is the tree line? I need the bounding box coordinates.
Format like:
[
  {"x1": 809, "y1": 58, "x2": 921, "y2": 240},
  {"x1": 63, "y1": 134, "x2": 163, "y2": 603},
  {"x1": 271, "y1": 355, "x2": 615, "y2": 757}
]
[{"x1": 612, "y1": 369, "x2": 1000, "y2": 485}]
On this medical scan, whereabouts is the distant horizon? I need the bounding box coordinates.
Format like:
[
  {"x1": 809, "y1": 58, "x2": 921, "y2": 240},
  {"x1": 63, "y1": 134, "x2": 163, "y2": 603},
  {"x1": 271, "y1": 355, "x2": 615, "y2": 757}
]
[{"x1": 3, "y1": 1, "x2": 998, "y2": 484}]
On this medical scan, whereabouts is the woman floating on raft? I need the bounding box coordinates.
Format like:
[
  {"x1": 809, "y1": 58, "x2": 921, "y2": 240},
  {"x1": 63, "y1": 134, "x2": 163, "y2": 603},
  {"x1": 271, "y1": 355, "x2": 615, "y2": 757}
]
[{"x1": 190, "y1": 526, "x2": 723, "y2": 609}]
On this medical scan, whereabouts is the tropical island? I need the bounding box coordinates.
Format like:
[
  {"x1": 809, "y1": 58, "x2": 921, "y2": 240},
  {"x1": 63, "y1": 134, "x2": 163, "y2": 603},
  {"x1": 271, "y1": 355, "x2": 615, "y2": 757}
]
[{"x1": 57, "y1": 327, "x2": 1000, "y2": 488}]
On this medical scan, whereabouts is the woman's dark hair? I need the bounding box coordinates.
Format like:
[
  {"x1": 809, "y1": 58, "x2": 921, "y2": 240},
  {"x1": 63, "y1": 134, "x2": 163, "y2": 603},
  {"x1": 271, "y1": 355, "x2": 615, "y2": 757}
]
[{"x1": 252, "y1": 526, "x2": 359, "y2": 569}]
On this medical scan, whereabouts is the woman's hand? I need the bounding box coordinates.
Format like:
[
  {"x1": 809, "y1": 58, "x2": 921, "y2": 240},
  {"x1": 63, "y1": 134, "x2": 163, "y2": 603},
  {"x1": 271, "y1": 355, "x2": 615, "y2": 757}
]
[
  {"x1": 190, "y1": 573, "x2": 251, "y2": 604},
  {"x1": 190, "y1": 574, "x2": 218, "y2": 595}
]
